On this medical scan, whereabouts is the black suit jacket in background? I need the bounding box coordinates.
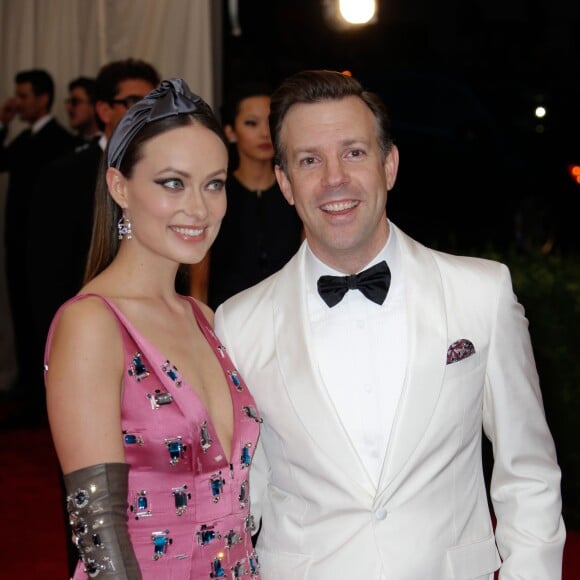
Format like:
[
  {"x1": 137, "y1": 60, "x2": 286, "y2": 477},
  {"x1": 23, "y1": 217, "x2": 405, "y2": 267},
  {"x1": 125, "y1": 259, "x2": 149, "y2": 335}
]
[{"x1": 27, "y1": 139, "x2": 103, "y2": 343}]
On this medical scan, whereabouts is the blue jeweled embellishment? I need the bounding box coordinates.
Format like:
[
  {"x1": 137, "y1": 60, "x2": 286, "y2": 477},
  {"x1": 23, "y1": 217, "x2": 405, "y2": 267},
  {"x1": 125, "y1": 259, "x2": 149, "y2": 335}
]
[
  {"x1": 130, "y1": 490, "x2": 151, "y2": 519},
  {"x1": 242, "y1": 405, "x2": 263, "y2": 423},
  {"x1": 244, "y1": 514, "x2": 256, "y2": 533},
  {"x1": 249, "y1": 550, "x2": 260, "y2": 575},
  {"x1": 147, "y1": 389, "x2": 173, "y2": 410},
  {"x1": 128, "y1": 352, "x2": 150, "y2": 381},
  {"x1": 239, "y1": 480, "x2": 248, "y2": 508},
  {"x1": 196, "y1": 524, "x2": 220, "y2": 546},
  {"x1": 172, "y1": 486, "x2": 190, "y2": 516},
  {"x1": 231, "y1": 561, "x2": 245, "y2": 579},
  {"x1": 164, "y1": 436, "x2": 185, "y2": 465},
  {"x1": 123, "y1": 432, "x2": 144, "y2": 446},
  {"x1": 73, "y1": 488, "x2": 89, "y2": 509},
  {"x1": 210, "y1": 472, "x2": 225, "y2": 503},
  {"x1": 162, "y1": 360, "x2": 182, "y2": 387},
  {"x1": 227, "y1": 370, "x2": 242, "y2": 391},
  {"x1": 151, "y1": 529, "x2": 171, "y2": 560},
  {"x1": 225, "y1": 529, "x2": 241, "y2": 548},
  {"x1": 210, "y1": 556, "x2": 225, "y2": 578},
  {"x1": 200, "y1": 420, "x2": 213, "y2": 452},
  {"x1": 240, "y1": 443, "x2": 252, "y2": 468}
]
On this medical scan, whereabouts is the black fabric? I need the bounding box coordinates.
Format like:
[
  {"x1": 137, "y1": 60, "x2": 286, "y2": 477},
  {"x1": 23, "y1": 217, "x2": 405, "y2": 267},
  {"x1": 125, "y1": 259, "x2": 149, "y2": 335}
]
[
  {"x1": 208, "y1": 175, "x2": 302, "y2": 310},
  {"x1": 0, "y1": 118, "x2": 76, "y2": 400},
  {"x1": 317, "y1": 260, "x2": 391, "y2": 308}
]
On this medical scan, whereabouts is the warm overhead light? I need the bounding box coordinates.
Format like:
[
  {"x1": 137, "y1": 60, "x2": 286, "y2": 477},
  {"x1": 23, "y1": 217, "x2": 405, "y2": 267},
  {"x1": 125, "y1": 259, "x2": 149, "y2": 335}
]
[
  {"x1": 339, "y1": 0, "x2": 376, "y2": 24},
  {"x1": 323, "y1": 0, "x2": 378, "y2": 30}
]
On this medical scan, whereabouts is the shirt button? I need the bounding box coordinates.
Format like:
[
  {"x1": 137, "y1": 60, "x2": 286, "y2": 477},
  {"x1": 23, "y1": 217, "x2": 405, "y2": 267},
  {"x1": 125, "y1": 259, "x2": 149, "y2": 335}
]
[{"x1": 375, "y1": 508, "x2": 387, "y2": 520}]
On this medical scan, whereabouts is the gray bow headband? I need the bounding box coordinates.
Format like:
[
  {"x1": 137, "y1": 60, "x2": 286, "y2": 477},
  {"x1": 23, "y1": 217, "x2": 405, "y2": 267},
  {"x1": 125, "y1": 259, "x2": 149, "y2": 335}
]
[{"x1": 107, "y1": 77, "x2": 208, "y2": 169}]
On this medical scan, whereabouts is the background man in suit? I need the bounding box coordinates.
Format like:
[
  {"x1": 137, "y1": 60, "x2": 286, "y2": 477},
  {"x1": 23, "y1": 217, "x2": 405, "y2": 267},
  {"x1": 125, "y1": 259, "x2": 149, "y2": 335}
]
[
  {"x1": 215, "y1": 70, "x2": 565, "y2": 579},
  {"x1": 0, "y1": 69, "x2": 75, "y2": 414}
]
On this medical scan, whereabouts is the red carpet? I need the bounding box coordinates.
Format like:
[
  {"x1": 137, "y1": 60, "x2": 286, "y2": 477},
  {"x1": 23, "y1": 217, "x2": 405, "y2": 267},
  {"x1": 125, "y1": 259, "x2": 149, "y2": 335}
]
[{"x1": 0, "y1": 426, "x2": 577, "y2": 579}]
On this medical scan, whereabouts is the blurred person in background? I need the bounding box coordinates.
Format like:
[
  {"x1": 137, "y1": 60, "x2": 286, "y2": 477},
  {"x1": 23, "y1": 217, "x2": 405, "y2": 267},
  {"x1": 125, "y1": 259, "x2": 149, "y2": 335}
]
[
  {"x1": 65, "y1": 76, "x2": 101, "y2": 143},
  {"x1": 191, "y1": 82, "x2": 302, "y2": 308},
  {"x1": 0, "y1": 68, "x2": 75, "y2": 420}
]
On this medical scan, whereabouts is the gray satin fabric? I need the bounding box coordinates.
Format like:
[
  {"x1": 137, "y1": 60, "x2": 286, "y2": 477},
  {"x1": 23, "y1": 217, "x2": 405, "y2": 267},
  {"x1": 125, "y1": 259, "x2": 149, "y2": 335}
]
[{"x1": 107, "y1": 77, "x2": 208, "y2": 169}]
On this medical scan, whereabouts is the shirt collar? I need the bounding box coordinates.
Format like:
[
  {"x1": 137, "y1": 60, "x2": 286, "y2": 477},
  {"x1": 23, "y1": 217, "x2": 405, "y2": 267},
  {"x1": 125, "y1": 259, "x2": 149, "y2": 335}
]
[{"x1": 31, "y1": 114, "x2": 52, "y2": 135}]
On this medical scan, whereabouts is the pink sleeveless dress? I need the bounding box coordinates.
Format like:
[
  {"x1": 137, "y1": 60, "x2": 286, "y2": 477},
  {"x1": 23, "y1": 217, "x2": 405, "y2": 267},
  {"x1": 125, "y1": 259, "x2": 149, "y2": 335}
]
[{"x1": 45, "y1": 294, "x2": 261, "y2": 579}]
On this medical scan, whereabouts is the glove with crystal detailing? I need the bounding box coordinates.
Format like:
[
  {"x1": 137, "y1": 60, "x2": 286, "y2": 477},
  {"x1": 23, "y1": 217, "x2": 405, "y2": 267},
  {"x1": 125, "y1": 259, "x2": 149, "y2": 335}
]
[{"x1": 64, "y1": 462, "x2": 142, "y2": 579}]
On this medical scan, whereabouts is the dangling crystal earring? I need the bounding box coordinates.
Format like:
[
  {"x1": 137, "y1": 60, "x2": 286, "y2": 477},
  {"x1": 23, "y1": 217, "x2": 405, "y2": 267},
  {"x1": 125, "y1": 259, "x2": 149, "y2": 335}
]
[{"x1": 117, "y1": 214, "x2": 132, "y2": 240}]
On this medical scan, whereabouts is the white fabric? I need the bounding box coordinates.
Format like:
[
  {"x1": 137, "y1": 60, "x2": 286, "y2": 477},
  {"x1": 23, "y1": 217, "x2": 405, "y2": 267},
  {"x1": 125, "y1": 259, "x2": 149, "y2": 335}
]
[
  {"x1": 31, "y1": 114, "x2": 52, "y2": 135},
  {"x1": 215, "y1": 223, "x2": 565, "y2": 579},
  {"x1": 304, "y1": 228, "x2": 407, "y2": 484}
]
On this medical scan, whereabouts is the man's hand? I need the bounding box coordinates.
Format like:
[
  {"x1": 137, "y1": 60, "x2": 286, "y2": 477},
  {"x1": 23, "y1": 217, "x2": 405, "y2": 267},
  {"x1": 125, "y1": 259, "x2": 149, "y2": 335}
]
[{"x1": 0, "y1": 97, "x2": 17, "y2": 125}]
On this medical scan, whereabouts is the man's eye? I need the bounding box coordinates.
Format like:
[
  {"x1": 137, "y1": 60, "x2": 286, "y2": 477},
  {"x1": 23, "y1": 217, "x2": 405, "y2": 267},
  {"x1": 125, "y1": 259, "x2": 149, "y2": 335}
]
[
  {"x1": 348, "y1": 149, "x2": 365, "y2": 158},
  {"x1": 300, "y1": 157, "x2": 316, "y2": 166}
]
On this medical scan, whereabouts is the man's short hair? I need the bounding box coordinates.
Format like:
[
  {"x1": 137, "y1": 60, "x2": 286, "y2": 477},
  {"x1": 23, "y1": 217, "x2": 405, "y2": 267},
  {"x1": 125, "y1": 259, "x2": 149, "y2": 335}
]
[
  {"x1": 95, "y1": 58, "x2": 161, "y2": 104},
  {"x1": 15, "y1": 69, "x2": 55, "y2": 110},
  {"x1": 269, "y1": 70, "x2": 393, "y2": 172},
  {"x1": 68, "y1": 76, "x2": 97, "y2": 104}
]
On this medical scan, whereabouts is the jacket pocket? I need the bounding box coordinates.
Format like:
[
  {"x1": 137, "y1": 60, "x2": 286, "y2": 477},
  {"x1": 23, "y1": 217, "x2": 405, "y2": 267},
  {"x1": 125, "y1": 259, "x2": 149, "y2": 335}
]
[
  {"x1": 256, "y1": 546, "x2": 311, "y2": 579},
  {"x1": 446, "y1": 534, "x2": 501, "y2": 579}
]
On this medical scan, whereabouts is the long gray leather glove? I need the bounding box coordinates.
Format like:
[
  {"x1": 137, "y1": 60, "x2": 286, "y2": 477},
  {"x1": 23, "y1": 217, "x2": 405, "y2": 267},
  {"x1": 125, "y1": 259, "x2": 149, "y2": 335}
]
[{"x1": 64, "y1": 462, "x2": 142, "y2": 579}]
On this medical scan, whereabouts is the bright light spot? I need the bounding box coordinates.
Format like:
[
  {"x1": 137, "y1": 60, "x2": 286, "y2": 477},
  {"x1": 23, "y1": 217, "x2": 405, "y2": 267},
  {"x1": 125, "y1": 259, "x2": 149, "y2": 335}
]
[
  {"x1": 339, "y1": 0, "x2": 376, "y2": 24},
  {"x1": 567, "y1": 165, "x2": 580, "y2": 185},
  {"x1": 341, "y1": 70, "x2": 353, "y2": 77},
  {"x1": 535, "y1": 106, "x2": 546, "y2": 118}
]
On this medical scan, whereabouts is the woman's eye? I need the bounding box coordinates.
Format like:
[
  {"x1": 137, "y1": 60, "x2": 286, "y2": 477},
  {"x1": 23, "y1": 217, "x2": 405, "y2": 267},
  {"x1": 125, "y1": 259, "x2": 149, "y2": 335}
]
[
  {"x1": 155, "y1": 178, "x2": 183, "y2": 191},
  {"x1": 243, "y1": 119, "x2": 257, "y2": 127},
  {"x1": 207, "y1": 179, "x2": 226, "y2": 192}
]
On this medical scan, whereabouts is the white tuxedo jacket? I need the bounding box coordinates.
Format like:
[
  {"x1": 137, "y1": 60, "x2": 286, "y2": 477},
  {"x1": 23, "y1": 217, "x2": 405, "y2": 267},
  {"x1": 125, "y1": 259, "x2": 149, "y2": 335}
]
[{"x1": 215, "y1": 224, "x2": 565, "y2": 579}]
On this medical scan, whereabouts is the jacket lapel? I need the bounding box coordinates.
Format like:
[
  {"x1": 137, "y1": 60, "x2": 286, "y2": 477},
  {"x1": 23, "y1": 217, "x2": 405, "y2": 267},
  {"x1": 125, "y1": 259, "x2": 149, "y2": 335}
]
[
  {"x1": 378, "y1": 225, "x2": 447, "y2": 491},
  {"x1": 273, "y1": 244, "x2": 376, "y2": 497}
]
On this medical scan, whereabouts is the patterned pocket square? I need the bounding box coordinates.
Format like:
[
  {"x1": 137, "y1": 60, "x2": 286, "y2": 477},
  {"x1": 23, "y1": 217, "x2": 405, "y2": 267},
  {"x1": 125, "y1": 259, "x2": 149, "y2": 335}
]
[{"x1": 446, "y1": 339, "x2": 476, "y2": 364}]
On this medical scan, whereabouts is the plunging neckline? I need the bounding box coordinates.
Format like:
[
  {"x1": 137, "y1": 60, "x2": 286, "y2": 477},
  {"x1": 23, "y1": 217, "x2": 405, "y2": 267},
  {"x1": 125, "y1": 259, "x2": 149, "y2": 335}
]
[{"x1": 79, "y1": 293, "x2": 238, "y2": 466}]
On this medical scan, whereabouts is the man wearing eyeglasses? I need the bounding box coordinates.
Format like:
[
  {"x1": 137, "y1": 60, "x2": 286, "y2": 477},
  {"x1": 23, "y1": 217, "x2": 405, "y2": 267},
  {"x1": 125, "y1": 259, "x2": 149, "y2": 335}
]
[{"x1": 65, "y1": 76, "x2": 100, "y2": 143}]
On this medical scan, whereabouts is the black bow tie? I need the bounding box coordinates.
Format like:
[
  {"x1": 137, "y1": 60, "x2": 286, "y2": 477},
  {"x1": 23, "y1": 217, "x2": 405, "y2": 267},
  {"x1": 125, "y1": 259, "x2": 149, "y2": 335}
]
[{"x1": 317, "y1": 261, "x2": 391, "y2": 308}]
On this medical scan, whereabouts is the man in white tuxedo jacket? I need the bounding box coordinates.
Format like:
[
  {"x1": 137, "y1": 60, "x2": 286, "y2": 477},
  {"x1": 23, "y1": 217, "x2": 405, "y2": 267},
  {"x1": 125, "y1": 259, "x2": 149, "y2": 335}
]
[{"x1": 214, "y1": 70, "x2": 565, "y2": 579}]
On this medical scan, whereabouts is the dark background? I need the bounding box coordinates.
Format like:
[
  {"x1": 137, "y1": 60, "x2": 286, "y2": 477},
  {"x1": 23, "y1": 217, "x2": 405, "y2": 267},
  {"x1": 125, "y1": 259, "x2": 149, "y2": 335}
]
[{"x1": 221, "y1": 0, "x2": 580, "y2": 255}]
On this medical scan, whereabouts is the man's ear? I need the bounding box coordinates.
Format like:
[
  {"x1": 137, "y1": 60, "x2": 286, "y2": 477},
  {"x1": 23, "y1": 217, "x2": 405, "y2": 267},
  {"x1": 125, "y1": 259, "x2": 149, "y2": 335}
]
[
  {"x1": 275, "y1": 165, "x2": 294, "y2": 205},
  {"x1": 95, "y1": 101, "x2": 112, "y2": 128},
  {"x1": 224, "y1": 124, "x2": 237, "y2": 143},
  {"x1": 106, "y1": 167, "x2": 129, "y2": 208},
  {"x1": 384, "y1": 144, "x2": 399, "y2": 191}
]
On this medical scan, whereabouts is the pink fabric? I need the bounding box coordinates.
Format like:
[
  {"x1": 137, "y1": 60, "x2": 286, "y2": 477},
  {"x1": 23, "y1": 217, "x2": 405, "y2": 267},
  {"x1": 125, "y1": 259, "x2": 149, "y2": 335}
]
[{"x1": 46, "y1": 294, "x2": 261, "y2": 579}]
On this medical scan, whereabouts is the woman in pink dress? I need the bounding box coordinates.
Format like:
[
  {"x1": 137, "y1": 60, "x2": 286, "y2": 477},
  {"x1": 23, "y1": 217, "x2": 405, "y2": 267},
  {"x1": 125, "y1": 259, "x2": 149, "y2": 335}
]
[{"x1": 44, "y1": 78, "x2": 261, "y2": 579}]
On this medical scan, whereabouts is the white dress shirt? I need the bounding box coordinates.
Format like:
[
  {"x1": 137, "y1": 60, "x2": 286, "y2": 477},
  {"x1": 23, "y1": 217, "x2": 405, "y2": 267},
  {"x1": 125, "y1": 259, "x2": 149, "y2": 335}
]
[{"x1": 305, "y1": 222, "x2": 408, "y2": 486}]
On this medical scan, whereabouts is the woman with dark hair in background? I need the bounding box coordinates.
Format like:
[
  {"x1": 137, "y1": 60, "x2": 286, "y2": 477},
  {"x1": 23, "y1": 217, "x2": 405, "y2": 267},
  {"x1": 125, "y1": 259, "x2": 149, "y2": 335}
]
[
  {"x1": 191, "y1": 82, "x2": 302, "y2": 309},
  {"x1": 44, "y1": 79, "x2": 261, "y2": 579}
]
